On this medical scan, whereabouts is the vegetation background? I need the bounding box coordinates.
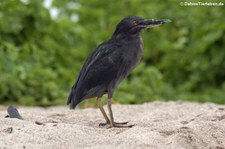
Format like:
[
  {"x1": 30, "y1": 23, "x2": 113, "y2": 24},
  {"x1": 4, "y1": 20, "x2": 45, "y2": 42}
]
[{"x1": 0, "y1": 0, "x2": 224, "y2": 107}]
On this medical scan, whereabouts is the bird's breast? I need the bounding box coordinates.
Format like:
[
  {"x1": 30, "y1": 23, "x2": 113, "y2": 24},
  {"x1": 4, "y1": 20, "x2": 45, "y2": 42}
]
[{"x1": 123, "y1": 36, "x2": 143, "y2": 66}]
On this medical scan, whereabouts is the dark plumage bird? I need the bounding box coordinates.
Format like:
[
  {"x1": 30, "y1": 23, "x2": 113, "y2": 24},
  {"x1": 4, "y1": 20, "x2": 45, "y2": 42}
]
[{"x1": 68, "y1": 16, "x2": 170, "y2": 128}]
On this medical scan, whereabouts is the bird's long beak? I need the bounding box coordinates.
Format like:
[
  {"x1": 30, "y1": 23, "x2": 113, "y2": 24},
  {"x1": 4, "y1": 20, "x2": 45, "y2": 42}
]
[{"x1": 140, "y1": 19, "x2": 171, "y2": 28}]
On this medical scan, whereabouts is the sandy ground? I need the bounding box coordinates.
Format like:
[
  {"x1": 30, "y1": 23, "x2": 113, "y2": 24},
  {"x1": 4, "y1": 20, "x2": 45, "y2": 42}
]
[{"x1": 0, "y1": 101, "x2": 225, "y2": 149}]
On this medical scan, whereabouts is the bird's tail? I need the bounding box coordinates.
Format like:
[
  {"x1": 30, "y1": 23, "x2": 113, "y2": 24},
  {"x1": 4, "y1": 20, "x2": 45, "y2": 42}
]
[{"x1": 67, "y1": 86, "x2": 80, "y2": 109}]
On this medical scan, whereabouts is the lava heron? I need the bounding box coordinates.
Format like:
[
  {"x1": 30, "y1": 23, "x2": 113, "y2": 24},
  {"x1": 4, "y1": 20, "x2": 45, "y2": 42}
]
[{"x1": 68, "y1": 16, "x2": 170, "y2": 128}]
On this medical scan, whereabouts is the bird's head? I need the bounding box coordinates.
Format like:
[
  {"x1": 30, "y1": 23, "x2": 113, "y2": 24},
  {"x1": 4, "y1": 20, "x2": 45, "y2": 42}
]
[{"x1": 113, "y1": 16, "x2": 171, "y2": 36}]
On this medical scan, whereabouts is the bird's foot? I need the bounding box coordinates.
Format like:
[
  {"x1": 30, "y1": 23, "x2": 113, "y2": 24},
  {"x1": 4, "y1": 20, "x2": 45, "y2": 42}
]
[
  {"x1": 111, "y1": 123, "x2": 134, "y2": 128},
  {"x1": 99, "y1": 121, "x2": 134, "y2": 128},
  {"x1": 99, "y1": 121, "x2": 128, "y2": 126}
]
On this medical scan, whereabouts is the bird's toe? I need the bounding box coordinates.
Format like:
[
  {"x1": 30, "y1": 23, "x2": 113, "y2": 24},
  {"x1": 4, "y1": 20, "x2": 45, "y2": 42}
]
[
  {"x1": 113, "y1": 123, "x2": 135, "y2": 128},
  {"x1": 99, "y1": 121, "x2": 134, "y2": 128},
  {"x1": 114, "y1": 121, "x2": 129, "y2": 125},
  {"x1": 99, "y1": 122, "x2": 110, "y2": 127}
]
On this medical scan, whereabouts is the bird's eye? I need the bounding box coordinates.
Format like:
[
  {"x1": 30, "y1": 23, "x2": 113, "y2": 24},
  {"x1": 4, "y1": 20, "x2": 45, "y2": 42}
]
[{"x1": 132, "y1": 20, "x2": 139, "y2": 25}]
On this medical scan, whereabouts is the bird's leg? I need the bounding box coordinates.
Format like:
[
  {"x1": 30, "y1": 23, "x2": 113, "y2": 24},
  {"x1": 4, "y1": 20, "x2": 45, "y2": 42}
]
[
  {"x1": 97, "y1": 97, "x2": 128, "y2": 127},
  {"x1": 96, "y1": 97, "x2": 110, "y2": 125},
  {"x1": 107, "y1": 98, "x2": 114, "y2": 127},
  {"x1": 107, "y1": 98, "x2": 134, "y2": 128}
]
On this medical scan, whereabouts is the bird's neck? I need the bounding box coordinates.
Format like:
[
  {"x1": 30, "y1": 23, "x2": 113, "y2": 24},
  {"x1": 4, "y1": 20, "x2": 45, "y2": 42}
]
[
  {"x1": 111, "y1": 32, "x2": 143, "y2": 54},
  {"x1": 112, "y1": 32, "x2": 141, "y2": 42}
]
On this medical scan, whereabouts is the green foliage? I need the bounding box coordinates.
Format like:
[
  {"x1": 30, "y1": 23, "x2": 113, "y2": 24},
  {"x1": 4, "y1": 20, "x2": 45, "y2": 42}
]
[{"x1": 0, "y1": 0, "x2": 224, "y2": 106}]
